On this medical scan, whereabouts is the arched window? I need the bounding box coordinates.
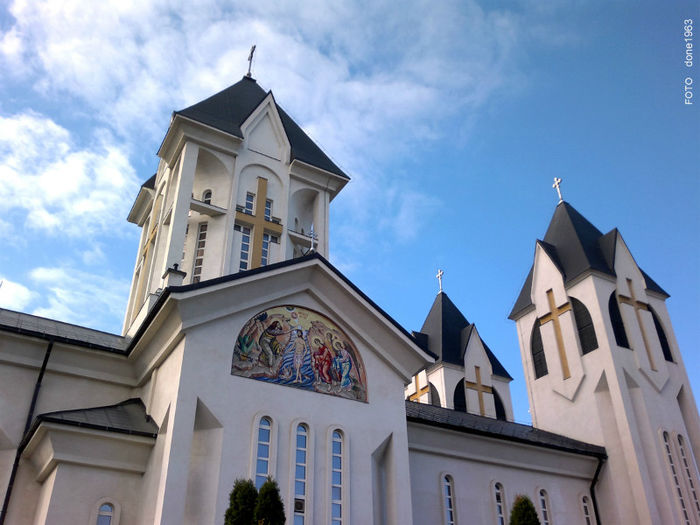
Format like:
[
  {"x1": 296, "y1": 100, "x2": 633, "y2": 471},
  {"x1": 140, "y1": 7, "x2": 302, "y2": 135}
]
[
  {"x1": 531, "y1": 322, "x2": 548, "y2": 379},
  {"x1": 677, "y1": 434, "x2": 700, "y2": 516},
  {"x1": 294, "y1": 424, "x2": 309, "y2": 525},
  {"x1": 608, "y1": 292, "x2": 629, "y2": 348},
  {"x1": 650, "y1": 307, "x2": 674, "y2": 362},
  {"x1": 97, "y1": 503, "x2": 114, "y2": 525},
  {"x1": 331, "y1": 430, "x2": 344, "y2": 525},
  {"x1": 442, "y1": 475, "x2": 456, "y2": 525},
  {"x1": 538, "y1": 489, "x2": 551, "y2": 525},
  {"x1": 202, "y1": 189, "x2": 212, "y2": 204},
  {"x1": 662, "y1": 431, "x2": 691, "y2": 524},
  {"x1": 494, "y1": 483, "x2": 506, "y2": 525},
  {"x1": 493, "y1": 390, "x2": 506, "y2": 421},
  {"x1": 581, "y1": 496, "x2": 593, "y2": 525},
  {"x1": 453, "y1": 381, "x2": 466, "y2": 412},
  {"x1": 256, "y1": 417, "x2": 272, "y2": 489},
  {"x1": 571, "y1": 298, "x2": 598, "y2": 355}
]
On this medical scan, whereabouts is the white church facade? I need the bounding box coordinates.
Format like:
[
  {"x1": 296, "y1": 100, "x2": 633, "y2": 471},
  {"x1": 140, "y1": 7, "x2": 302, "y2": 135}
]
[{"x1": 0, "y1": 75, "x2": 698, "y2": 525}]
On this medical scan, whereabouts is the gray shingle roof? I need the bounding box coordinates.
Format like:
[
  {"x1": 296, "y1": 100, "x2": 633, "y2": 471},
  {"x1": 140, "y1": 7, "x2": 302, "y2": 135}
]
[
  {"x1": 33, "y1": 398, "x2": 158, "y2": 438},
  {"x1": 509, "y1": 202, "x2": 668, "y2": 320},
  {"x1": 406, "y1": 401, "x2": 606, "y2": 458},
  {"x1": 175, "y1": 76, "x2": 348, "y2": 179}
]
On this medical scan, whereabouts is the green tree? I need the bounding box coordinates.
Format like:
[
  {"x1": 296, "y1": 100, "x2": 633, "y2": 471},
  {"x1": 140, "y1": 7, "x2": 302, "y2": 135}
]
[
  {"x1": 254, "y1": 476, "x2": 286, "y2": 525},
  {"x1": 224, "y1": 478, "x2": 258, "y2": 525},
  {"x1": 509, "y1": 494, "x2": 541, "y2": 525}
]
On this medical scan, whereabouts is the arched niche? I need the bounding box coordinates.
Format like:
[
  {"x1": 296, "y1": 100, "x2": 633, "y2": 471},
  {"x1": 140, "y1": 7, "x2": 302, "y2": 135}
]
[
  {"x1": 232, "y1": 305, "x2": 368, "y2": 402},
  {"x1": 193, "y1": 148, "x2": 230, "y2": 208},
  {"x1": 236, "y1": 164, "x2": 284, "y2": 217},
  {"x1": 288, "y1": 188, "x2": 318, "y2": 236}
]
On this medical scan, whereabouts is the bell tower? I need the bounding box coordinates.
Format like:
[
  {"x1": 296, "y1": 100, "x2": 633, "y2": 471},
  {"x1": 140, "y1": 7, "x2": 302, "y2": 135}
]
[
  {"x1": 122, "y1": 76, "x2": 349, "y2": 335},
  {"x1": 509, "y1": 200, "x2": 700, "y2": 525}
]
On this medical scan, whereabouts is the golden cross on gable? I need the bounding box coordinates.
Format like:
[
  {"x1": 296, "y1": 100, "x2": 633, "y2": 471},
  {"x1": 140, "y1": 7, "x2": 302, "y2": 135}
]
[
  {"x1": 539, "y1": 289, "x2": 572, "y2": 379},
  {"x1": 235, "y1": 177, "x2": 283, "y2": 270},
  {"x1": 408, "y1": 374, "x2": 430, "y2": 402},
  {"x1": 618, "y1": 278, "x2": 656, "y2": 371},
  {"x1": 464, "y1": 366, "x2": 492, "y2": 416}
]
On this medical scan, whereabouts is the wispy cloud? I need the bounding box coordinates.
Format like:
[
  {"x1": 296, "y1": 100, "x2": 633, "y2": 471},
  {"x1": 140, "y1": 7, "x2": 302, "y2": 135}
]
[{"x1": 0, "y1": 277, "x2": 37, "y2": 311}]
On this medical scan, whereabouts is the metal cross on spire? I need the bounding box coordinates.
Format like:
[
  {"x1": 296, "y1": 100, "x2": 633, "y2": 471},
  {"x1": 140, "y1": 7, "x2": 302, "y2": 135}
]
[
  {"x1": 246, "y1": 45, "x2": 256, "y2": 77},
  {"x1": 436, "y1": 269, "x2": 444, "y2": 293},
  {"x1": 552, "y1": 177, "x2": 563, "y2": 203}
]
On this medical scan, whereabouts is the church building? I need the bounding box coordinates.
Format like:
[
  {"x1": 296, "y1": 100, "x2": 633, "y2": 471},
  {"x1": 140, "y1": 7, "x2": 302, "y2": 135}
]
[{"x1": 0, "y1": 74, "x2": 698, "y2": 525}]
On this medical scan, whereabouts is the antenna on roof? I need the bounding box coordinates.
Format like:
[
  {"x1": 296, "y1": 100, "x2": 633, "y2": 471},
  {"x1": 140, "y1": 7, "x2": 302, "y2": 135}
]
[
  {"x1": 552, "y1": 177, "x2": 563, "y2": 203},
  {"x1": 246, "y1": 44, "x2": 256, "y2": 78}
]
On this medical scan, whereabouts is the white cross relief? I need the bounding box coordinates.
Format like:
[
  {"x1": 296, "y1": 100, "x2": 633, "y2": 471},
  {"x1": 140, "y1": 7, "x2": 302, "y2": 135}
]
[
  {"x1": 553, "y1": 177, "x2": 563, "y2": 203},
  {"x1": 436, "y1": 269, "x2": 444, "y2": 293}
]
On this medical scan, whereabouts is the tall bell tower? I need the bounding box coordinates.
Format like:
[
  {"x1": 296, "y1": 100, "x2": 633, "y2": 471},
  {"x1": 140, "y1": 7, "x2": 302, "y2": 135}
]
[
  {"x1": 509, "y1": 199, "x2": 700, "y2": 524},
  {"x1": 122, "y1": 76, "x2": 349, "y2": 335}
]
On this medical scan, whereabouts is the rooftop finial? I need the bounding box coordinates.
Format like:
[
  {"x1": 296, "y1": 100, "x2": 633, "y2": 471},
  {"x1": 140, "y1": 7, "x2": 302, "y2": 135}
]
[
  {"x1": 246, "y1": 44, "x2": 256, "y2": 78},
  {"x1": 436, "y1": 269, "x2": 444, "y2": 293},
  {"x1": 552, "y1": 177, "x2": 563, "y2": 203}
]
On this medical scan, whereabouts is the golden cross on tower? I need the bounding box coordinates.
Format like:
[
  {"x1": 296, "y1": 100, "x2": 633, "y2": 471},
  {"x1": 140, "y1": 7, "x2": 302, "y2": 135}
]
[
  {"x1": 618, "y1": 278, "x2": 656, "y2": 371},
  {"x1": 539, "y1": 289, "x2": 572, "y2": 379},
  {"x1": 436, "y1": 269, "x2": 444, "y2": 293},
  {"x1": 553, "y1": 177, "x2": 563, "y2": 203},
  {"x1": 464, "y1": 366, "x2": 492, "y2": 416},
  {"x1": 235, "y1": 177, "x2": 283, "y2": 270},
  {"x1": 408, "y1": 374, "x2": 430, "y2": 402}
]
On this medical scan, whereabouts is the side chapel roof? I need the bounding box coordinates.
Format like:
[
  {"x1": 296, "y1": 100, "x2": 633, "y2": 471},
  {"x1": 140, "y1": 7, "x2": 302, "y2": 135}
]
[
  {"x1": 509, "y1": 201, "x2": 668, "y2": 320},
  {"x1": 175, "y1": 76, "x2": 349, "y2": 179}
]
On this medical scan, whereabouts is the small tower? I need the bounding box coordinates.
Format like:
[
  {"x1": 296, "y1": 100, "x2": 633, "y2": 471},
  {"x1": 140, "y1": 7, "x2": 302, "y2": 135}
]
[
  {"x1": 123, "y1": 76, "x2": 349, "y2": 334},
  {"x1": 408, "y1": 290, "x2": 514, "y2": 421},
  {"x1": 509, "y1": 201, "x2": 700, "y2": 524}
]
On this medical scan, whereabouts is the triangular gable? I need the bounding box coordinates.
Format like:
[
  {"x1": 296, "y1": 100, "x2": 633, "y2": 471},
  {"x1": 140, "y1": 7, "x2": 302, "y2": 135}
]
[{"x1": 240, "y1": 93, "x2": 290, "y2": 162}]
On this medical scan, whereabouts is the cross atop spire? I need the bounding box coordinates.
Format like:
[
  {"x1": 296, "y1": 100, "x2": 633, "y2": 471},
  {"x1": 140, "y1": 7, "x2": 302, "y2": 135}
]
[
  {"x1": 552, "y1": 177, "x2": 563, "y2": 203},
  {"x1": 246, "y1": 44, "x2": 256, "y2": 77},
  {"x1": 436, "y1": 269, "x2": 444, "y2": 293}
]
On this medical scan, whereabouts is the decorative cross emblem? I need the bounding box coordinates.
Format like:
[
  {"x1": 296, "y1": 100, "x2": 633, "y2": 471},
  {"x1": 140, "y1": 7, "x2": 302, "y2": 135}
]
[
  {"x1": 539, "y1": 289, "x2": 572, "y2": 379},
  {"x1": 436, "y1": 269, "x2": 444, "y2": 293},
  {"x1": 618, "y1": 278, "x2": 656, "y2": 371},
  {"x1": 246, "y1": 44, "x2": 256, "y2": 77},
  {"x1": 464, "y1": 366, "x2": 492, "y2": 416},
  {"x1": 235, "y1": 177, "x2": 283, "y2": 270},
  {"x1": 553, "y1": 177, "x2": 563, "y2": 203},
  {"x1": 408, "y1": 374, "x2": 430, "y2": 402}
]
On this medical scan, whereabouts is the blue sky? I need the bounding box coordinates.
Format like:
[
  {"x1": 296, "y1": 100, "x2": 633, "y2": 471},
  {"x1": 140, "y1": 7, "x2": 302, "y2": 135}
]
[{"x1": 0, "y1": 0, "x2": 697, "y2": 424}]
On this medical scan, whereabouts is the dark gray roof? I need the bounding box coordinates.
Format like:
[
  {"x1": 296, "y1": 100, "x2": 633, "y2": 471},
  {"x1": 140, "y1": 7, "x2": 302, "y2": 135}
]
[
  {"x1": 0, "y1": 308, "x2": 126, "y2": 352},
  {"x1": 509, "y1": 202, "x2": 668, "y2": 319},
  {"x1": 31, "y1": 399, "x2": 158, "y2": 439},
  {"x1": 142, "y1": 173, "x2": 156, "y2": 190},
  {"x1": 417, "y1": 292, "x2": 511, "y2": 379},
  {"x1": 406, "y1": 401, "x2": 606, "y2": 458},
  {"x1": 175, "y1": 76, "x2": 348, "y2": 179}
]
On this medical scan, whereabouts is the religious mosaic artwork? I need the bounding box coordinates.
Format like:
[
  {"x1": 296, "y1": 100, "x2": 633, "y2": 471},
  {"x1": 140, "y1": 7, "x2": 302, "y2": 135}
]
[{"x1": 232, "y1": 305, "x2": 368, "y2": 402}]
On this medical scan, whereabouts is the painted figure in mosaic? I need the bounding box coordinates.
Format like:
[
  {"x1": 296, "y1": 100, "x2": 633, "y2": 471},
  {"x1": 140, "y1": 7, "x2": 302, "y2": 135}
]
[
  {"x1": 312, "y1": 337, "x2": 334, "y2": 384},
  {"x1": 334, "y1": 341, "x2": 353, "y2": 389}
]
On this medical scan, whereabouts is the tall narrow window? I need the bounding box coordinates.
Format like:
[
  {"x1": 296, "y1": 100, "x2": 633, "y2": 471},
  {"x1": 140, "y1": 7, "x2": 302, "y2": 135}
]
[
  {"x1": 677, "y1": 434, "x2": 700, "y2": 516},
  {"x1": 538, "y1": 489, "x2": 551, "y2": 525},
  {"x1": 571, "y1": 298, "x2": 598, "y2": 354},
  {"x1": 443, "y1": 475, "x2": 456, "y2": 525},
  {"x1": 245, "y1": 192, "x2": 255, "y2": 214},
  {"x1": 192, "y1": 223, "x2": 207, "y2": 283},
  {"x1": 494, "y1": 483, "x2": 505, "y2": 525},
  {"x1": 96, "y1": 503, "x2": 114, "y2": 525},
  {"x1": 294, "y1": 424, "x2": 309, "y2": 525},
  {"x1": 650, "y1": 308, "x2": 674, "y2": 362},
  {"x1": 264, "y1": 199, "x2": 273, "y2": 221},
  {"x1": 608, "y1": 292, "x2": 629, "y2": 348},
  {"x1": 256, "y1": 417, "x2": 272, "y2": 489},
  {"x1": 261, "y1": 233, "x2": 271, "y2": 266},
  {"x1": 581, "y1": 496, "x2": 592, "y2": 525},
  {"x1": 239, "y1": 226, "x2": 251, "y2": 270},
  {"x1": 331, "y1": 430, "x2": 343, "y2": 525},
  {"x1": 663, "y1": 431, "x2": 691, "y2": 524},
  {"x1": 531, "y1": 322, "x2": 548, "y2": 379},
  {"x1": 202, "y1": 190, "x2": 212, "y2": 204}
]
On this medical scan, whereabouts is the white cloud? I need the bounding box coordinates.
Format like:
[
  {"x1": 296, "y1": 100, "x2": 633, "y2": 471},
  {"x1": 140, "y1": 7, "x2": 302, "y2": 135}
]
[
  {"x1": 0, "y1": 112, "x2": 139, "y2": 237},
  {"x1": 0, "y1": 277, "x2": 38, "y2": 311},
  {"x1": 29, "y1": 266, "x2": 129, "y2": 331}
]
